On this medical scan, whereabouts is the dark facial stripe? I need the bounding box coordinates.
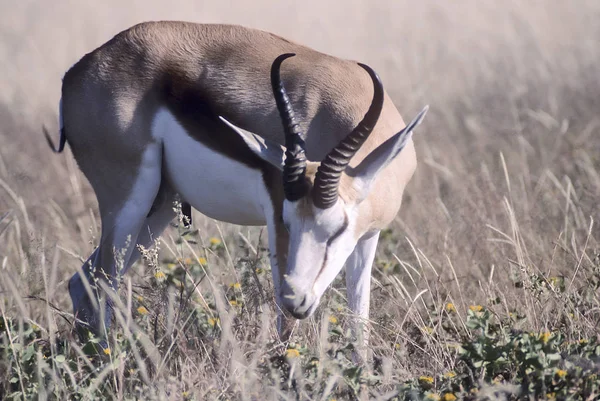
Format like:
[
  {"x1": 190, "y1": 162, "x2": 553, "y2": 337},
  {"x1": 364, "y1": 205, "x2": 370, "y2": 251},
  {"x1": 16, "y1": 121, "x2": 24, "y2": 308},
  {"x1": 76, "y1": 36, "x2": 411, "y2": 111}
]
[{"x1": 314, "y1": 211, "x2": 350, "y2": 283}]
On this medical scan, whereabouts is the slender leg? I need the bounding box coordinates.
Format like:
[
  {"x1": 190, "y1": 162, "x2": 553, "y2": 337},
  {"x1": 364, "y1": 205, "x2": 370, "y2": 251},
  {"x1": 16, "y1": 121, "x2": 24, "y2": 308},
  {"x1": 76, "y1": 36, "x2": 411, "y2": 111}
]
[
  {"x1": 345, "y1": 231, "x2": 380, "y2": 360},
  {"x1": 69, "y1": 196, "x2": 176, "y2": 338},
  {"x1": 265, "y1": 213, "x2": 296, "y2": 341},
  {"x1": 69, "y1": 145, "x2": 163, "y2": 337}
]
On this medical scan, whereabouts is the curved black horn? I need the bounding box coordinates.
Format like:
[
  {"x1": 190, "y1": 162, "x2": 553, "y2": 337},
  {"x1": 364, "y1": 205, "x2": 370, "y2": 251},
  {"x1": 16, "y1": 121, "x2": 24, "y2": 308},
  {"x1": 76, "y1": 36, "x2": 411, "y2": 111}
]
[
  {"x1": 271, "y1": 53, "x2": 309, "y2": 201},
  {"x1": 313, "y1": 63, "x2": 384, "y2": 209}
]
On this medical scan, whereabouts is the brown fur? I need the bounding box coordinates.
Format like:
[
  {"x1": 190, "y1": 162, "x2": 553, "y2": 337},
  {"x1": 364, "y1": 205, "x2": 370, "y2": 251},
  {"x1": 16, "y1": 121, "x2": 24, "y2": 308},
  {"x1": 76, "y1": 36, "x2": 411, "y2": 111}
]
[{"x1": 62, "y1": 20, "x2": 416, "y2": 250}]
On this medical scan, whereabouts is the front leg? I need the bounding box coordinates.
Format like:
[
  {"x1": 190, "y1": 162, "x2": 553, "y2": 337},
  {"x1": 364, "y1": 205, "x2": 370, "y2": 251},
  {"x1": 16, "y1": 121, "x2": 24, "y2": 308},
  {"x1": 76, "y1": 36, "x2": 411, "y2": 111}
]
[
  {"x1": 268, "y1": 248, "x2": 297, "y2": 342},
  {"x1": 345, "y1": 231, "x2": 380, "y2": 358},
  {"x1": 265, "y1": 213, "x2": 296, "y2": 342}
]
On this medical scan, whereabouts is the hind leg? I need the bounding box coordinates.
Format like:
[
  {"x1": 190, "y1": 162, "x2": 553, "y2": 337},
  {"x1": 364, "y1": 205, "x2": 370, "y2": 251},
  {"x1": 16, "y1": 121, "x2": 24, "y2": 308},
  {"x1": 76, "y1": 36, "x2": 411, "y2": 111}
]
[
  {"x1": 69, "y1": 194, "x2": 177, "y2": 337},
  {"x1": 69, "y1": 144, "x2": 163, "y2": 337}
]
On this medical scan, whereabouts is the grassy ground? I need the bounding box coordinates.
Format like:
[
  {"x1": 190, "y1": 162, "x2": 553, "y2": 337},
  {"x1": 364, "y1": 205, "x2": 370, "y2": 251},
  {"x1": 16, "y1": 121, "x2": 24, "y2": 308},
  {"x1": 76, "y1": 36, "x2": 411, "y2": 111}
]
[{"x1": 1, "y1": 1, "x2": 599, "y2": 400}]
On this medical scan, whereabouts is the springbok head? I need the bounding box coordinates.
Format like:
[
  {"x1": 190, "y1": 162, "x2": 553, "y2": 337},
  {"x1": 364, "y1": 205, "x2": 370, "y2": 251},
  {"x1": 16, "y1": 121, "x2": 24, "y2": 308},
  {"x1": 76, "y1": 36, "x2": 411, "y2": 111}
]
[{"x1": 223, "y1": 53, "x2": 427, "y2": 319}]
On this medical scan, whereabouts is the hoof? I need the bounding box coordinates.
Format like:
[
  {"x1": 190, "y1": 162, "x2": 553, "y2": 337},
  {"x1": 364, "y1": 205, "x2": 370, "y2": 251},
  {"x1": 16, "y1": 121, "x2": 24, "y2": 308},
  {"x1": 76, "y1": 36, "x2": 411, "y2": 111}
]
[{"x1": 68, "y1": 272, "x2": 113, "y2": 341}]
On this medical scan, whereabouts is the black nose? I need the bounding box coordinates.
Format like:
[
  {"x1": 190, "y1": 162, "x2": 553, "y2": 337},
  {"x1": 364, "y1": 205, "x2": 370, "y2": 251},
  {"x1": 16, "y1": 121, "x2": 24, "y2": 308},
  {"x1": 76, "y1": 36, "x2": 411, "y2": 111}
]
[{"x1": 281, "y1": 282, "x2": 311, "y2": 319}]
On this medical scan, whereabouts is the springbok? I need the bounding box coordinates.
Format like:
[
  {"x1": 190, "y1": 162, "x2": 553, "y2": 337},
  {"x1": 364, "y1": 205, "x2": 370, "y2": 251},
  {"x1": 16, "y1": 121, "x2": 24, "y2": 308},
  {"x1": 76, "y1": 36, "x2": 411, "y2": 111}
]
[{"x1": 46, "y1": 21, "x2": 427, "y2": 345}]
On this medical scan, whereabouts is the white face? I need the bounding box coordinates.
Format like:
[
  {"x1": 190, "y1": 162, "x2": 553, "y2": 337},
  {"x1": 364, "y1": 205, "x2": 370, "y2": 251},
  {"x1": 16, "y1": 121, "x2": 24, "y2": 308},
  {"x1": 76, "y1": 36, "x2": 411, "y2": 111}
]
[
  {"x1": 279, "y1": 197, "x2": 359, "y2": 319},
  {"x1": 220, "y1": 106, "x2": 428, "y2": 319}
]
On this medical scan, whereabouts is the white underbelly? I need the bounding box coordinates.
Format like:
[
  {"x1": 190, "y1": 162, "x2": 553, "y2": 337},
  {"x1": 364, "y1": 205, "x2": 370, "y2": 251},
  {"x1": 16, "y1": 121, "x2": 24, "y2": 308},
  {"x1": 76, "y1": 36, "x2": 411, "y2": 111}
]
[{"x1": 153, "y1": 108, "x2": 268, "y2": 226}]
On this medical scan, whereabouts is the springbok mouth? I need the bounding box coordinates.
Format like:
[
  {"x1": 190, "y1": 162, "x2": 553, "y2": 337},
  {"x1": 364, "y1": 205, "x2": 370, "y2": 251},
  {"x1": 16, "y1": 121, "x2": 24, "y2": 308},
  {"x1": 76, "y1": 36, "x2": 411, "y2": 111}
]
[
  {"x1": 286, "y1": 301, "x2": 319, "y2": 320},
  {"x1": 282, "y1": 294, "x2": 319, "y2": 319}
]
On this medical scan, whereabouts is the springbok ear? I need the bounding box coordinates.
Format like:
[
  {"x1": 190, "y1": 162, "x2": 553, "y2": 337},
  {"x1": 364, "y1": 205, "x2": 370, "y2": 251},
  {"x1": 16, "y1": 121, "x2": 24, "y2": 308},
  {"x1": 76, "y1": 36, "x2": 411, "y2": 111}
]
[
  {"x1": 351, "y1": 106, "x2": 428, "y2": 202},
  {"x1": 219, "y1": 116, "x2": 285, "y2": 170}
]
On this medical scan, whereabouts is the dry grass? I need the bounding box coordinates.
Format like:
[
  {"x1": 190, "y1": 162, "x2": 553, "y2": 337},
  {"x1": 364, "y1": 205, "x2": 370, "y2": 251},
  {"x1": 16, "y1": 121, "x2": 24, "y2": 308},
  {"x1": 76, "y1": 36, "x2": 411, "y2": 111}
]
[{"x1": 1, "y1": 1, "x2": 599, "y2": 400}]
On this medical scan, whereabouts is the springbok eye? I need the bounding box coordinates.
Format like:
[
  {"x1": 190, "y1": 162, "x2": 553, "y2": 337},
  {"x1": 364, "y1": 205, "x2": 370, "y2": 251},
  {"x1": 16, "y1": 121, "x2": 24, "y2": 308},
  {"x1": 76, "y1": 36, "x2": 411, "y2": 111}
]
[{"x1": 326, "y1": 212, "x2": 349, "y2": 246}]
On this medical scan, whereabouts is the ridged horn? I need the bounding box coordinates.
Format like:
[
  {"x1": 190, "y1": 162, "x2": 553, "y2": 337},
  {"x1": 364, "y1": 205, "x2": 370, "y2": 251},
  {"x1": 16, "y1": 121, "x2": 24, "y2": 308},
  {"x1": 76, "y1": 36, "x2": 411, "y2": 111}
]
[
  {"x1": 271, "y1": 53, "x2": 309, "y2": 201},
  {"x1": 313, "y1": 63, "x2": 384, "y2": 209}
]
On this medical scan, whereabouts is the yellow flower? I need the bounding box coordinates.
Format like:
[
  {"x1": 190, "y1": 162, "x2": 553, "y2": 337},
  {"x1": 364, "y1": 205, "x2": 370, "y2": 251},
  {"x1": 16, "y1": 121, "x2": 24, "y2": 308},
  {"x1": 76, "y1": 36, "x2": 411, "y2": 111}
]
[
  {"x1": 328, "y1": 315, "x2": 338, "y2": 324},
  {"x1": 445, "y1": 303, "x2": 456, "y2": 313},
  {"x1": 285, "y1": 348, "x2": 300, "y2": 358},
  {"x1": 182, "y1": 391, "x2": 189, "y2": 398},
  {"x1": 556, "y1": 369, "x2": 567, "y2": 378},
  {"x1": 103, "y1": 347, "x2": 111, "y2": 355},
  {"x1": 255, "y1": 267, "x2": 264, "y2": 274},
  {"x1": 154, "y1": 270, "x2": 166, "y2": 280},
  {"x1": 230, "y1": 282, "x2": 241, "y2": 290},
  {"x1": 135, "y1": 295, "x2": 144, "y2": 302},
  {"x1": 469, "y1": 305, "x2": 483, "y2": 312},
  {"x1": 166, "y1": 263, "x2": 177, "y2": 270},
  {"x1": 422, "y1": 326, "x2": 434, "y2": 335},
  {"x1": 444, "y1": 371, "x2": 456, "y2": 378},
  {"x1": 137, "y1": 306, "x2": 149, "y2": 315},
  {"x1": 129, "y1": 368, "x2": 136, "y2": 375},
  {"x1": 540, "y1": 332, "x2": 552, "y2": 344},
  {"x1": 229, "y1": 299, "x2": 239, "y2": 306},
  {"x1": 419, "y1": 376, "x2": 434, "y2": 388},
  {"x1": 394, "y1": 343, "x2": 401, "y2": 350},
  {"x1": 546, "y1": 393, "x2": 556, "y2": 400},
  {"x1": 442, "y1": 394, "x2": 457, "y2": 401},
  {"x1": 425, "y1": 393, "x2": 440, "y2": 401},
  {"x1": 209, "y1": 237, "x2": 222, "y2": 246},
  {"x1": 208, "y1": 317, "x2": 219, "y2": 327},
  {"x1": 198, "y1": 257, "x2": 207, "y2": 265}
]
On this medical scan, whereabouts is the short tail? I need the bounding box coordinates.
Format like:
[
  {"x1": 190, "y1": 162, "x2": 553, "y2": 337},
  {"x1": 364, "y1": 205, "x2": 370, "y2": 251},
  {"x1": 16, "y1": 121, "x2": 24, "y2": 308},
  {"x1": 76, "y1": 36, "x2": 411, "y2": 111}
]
[{"x1": 43, "y1": 126, "x2": 67, "y2": 153}]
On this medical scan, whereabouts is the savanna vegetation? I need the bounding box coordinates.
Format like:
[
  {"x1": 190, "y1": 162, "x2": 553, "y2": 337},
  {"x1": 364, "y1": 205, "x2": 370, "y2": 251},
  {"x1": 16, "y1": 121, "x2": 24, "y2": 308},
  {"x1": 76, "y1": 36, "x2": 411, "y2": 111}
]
[{"x1": 0, "y1": 1, "x2": 599, "y2": 400}]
